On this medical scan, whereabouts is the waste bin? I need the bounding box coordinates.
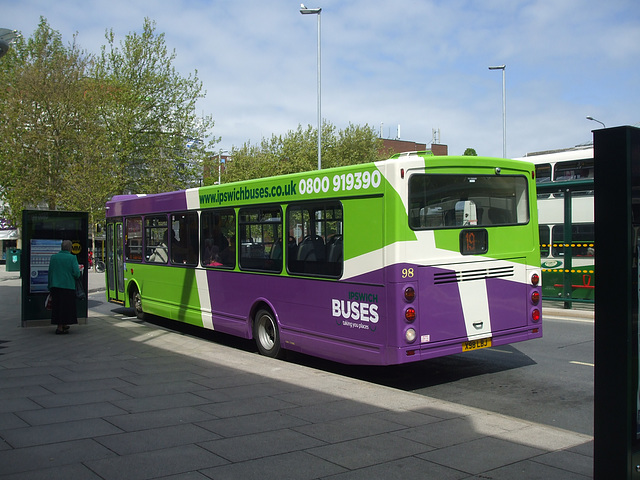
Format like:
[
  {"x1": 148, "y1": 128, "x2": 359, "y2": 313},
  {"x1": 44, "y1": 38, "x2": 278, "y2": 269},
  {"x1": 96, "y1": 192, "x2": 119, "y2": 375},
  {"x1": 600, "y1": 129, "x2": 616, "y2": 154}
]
[{"x1": 6, "y1": 248, "x2": 20, "y2": 272}]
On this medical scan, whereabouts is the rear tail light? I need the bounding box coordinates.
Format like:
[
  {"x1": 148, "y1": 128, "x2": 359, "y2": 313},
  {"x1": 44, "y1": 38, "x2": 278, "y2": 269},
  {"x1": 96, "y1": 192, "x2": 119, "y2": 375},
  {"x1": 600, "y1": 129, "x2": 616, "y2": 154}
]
[
  {"x1": 532, "y1": 309, "x2": 541, "y2": 322},
  {"x1": 531, "y1": 273, "x2": 540, "y2": 286},
  {"x1": 405, "y1": 307, "x2": 416, "y2": 323},
  {"x1": 404, "y1": 286, "x2": 415, "y2": 302},
  {"x1": 531, "y1": 291, "x2": 540, "y2": 305}
]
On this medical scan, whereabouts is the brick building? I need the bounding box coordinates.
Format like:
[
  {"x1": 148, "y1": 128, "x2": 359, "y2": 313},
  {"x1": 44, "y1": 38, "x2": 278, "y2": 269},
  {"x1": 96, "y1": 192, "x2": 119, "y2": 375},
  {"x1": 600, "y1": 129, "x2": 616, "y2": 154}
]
[{"x1": 380, "y1": 138, "x2": 448, "y2": 156}]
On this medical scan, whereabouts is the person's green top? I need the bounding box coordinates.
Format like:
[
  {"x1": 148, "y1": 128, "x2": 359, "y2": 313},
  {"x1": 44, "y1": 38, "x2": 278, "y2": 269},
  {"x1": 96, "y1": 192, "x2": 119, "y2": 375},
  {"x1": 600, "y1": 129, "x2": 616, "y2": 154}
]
[{"x1": 48, "y1": 250, "x2": 81, "y2": 290}]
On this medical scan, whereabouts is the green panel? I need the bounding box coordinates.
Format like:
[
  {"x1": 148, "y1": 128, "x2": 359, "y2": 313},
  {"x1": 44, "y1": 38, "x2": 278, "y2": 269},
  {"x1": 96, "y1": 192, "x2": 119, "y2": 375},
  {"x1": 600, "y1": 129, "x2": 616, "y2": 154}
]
[
  {"x1": 130, "y1": 264, "x2": 203, "y2": 326},
  {"x1": 383, "y1": 179, "x2": 418, "y2": 248},
  {"x1": 541, "y1": 267, "x2": 595, "y2": 301},
  {"x1": 433, "y1": 225, "x2": 538, "y2": 265},
  {"x1": 343, "y1": 197, "x2": 384, "y2": 260},
  {"x1": 425, "y1": 159, "x2": 539, "y2": 266},
  {"x1": 198, "y1": 162, "x2": 386, "y2": 209}
]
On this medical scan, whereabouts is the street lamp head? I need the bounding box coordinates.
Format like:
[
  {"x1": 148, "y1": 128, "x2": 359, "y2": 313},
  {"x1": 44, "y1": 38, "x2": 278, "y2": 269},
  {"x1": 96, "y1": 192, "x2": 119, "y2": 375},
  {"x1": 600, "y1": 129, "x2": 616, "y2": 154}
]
[
  {"x1": 586, "y1": 116, "x2": 605, "y2": 128},
  {"x1": 300, "y1": 4, "x2": 322, "y2": 14},
  {"x1": 488, "y1": 65, "x2": 506, "y2": 70}
]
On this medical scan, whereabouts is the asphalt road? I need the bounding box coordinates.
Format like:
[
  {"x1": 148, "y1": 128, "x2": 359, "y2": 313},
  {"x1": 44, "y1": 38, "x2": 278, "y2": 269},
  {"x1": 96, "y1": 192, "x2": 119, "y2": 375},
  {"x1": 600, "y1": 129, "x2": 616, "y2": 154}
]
[
  {"x1": 89, "y1": 292, "x2": 594, "y2": 437},
  {"x1": 285, "y1": 314, "x2": 594, "y2": 437}
]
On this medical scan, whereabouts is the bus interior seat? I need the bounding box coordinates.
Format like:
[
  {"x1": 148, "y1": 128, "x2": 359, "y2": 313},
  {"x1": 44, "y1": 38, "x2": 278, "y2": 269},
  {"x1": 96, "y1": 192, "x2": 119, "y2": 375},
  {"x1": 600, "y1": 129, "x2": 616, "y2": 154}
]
[
  {"x1": 297, "y1": 235, "x2": 325, "y2": 262},
  {"x1": 326, "y1": 234, "x2": 343, "y2": 263},
  {"x1": 271, "y1": 240, "x2": 283, "y2": 260}
]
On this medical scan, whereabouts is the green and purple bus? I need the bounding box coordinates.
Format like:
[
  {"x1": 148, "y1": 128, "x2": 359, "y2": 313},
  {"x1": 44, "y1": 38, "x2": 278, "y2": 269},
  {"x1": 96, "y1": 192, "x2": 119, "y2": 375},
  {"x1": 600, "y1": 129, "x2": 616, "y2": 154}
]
[{"x1": 105, "y1": 152, "x2": 542, "y2": 365}]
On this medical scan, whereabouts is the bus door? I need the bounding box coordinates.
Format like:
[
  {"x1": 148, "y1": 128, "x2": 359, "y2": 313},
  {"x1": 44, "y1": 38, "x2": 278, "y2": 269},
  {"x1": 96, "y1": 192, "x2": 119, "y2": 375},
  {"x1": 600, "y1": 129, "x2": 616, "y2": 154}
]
[{"x1": 107, "y1": 221, "x2": 126, "y2": 304}]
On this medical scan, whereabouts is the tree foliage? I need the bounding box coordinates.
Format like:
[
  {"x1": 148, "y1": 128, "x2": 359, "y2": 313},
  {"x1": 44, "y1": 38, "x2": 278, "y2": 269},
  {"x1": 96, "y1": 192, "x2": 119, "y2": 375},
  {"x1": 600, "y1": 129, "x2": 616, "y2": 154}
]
[
  {"x1": 0, "y1": 19, "x2": 94, "y2": 218},
  {"x1": 0, "y1": 17, "x2": 217, "y2": 230},
  {"x1": 463, "y1": 147, "x2": 478, "y2": 156},
  {"x1": 222, "y1": 122, "x2": 389, "y2": 183},
  {"x1": 94, "y1": 18, "x2": 217, "y2": 194}
]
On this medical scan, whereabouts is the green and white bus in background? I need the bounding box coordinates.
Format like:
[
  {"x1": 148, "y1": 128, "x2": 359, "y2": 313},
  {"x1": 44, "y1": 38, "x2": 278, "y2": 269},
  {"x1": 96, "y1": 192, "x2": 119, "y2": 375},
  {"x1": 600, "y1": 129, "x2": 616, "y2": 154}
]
[
  {"x1": 516, "y1": 145, "x2": 594, "y2": 302},
  {"x1": 106, "y1": 152, "x2": 542, "y2": 365}
]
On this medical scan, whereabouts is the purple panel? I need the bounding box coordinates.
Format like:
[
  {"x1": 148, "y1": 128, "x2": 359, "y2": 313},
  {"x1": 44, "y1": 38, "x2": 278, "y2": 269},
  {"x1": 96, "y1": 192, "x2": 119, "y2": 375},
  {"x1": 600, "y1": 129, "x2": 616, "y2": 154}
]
[
  {"x1": 183, "y1": 261, "x2": 539, "y2": 365},
  {"x1": 418, "y1": 266, "x2": 467, "y2": 343},
  {"x1": 205, "y1": 269, "x2": 387, "y2": 364},
  {"x1": 486, "y1": 277, "x2": 528, "y2": 331},
  {"x1": 107, "y1": 191, "x2": 188, "y2": 217}
]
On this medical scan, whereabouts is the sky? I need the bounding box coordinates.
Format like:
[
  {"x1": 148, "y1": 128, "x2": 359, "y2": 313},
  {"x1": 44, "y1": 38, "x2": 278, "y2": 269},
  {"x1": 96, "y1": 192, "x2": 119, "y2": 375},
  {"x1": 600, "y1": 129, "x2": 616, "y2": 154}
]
[{"x1": 3, "y1": 0, "x2": 639, "y2": 159}]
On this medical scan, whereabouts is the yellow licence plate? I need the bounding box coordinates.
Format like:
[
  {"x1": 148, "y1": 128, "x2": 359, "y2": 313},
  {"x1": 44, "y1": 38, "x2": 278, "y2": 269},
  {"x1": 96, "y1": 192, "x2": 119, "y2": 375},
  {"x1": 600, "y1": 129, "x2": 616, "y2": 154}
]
[{"x1": 462, "y1": 338, "x2": 492, "y2": 352}]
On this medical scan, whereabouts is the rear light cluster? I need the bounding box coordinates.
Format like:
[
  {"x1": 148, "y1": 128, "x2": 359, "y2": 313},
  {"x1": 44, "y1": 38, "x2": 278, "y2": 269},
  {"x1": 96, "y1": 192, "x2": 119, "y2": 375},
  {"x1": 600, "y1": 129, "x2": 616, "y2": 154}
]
[
  {"x1": 404, "y1": 285, "x2": 417, "y2": 343},
  {"x1": 530, "y1": 272, "x2": 541, "y2": 323}
]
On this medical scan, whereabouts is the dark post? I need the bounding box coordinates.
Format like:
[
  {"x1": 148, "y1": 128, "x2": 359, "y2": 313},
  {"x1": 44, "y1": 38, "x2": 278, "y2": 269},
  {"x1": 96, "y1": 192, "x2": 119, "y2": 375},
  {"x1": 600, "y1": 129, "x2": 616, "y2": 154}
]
[
  {"x1": 593, "y1": 126, "x2": 640, "y2": 478},
  {"x1": 563, "y1": 187, "x2": 573, "y2": 309}
]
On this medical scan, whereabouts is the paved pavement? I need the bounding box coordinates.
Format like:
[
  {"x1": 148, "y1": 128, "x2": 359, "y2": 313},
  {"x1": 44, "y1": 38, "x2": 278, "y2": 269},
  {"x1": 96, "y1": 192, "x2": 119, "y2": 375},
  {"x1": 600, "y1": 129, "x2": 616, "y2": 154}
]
[{"x1": 0, "y1": 266, "x2": 593, "y2": 479}]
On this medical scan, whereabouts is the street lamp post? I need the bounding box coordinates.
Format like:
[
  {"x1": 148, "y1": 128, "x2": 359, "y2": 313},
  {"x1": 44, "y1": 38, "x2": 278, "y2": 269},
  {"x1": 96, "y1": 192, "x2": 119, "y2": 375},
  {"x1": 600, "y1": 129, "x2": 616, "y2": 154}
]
[
  {"x1": 489, "y1": 65, "x2": 506, "y2": 158},
  {"x1": 300, "y1": 4, "x2": 322, "y2": 170},
  {"x1": 218, "y1": 150, "x2": 228, "y2": 185},
  {"x1": 586, "y1": 116, "x2": 605, "y2": 128}
]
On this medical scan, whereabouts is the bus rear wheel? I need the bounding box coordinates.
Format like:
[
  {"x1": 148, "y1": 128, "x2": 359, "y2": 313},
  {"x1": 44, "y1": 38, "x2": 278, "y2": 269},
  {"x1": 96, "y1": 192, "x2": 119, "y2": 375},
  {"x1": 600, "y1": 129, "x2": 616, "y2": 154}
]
[
  {"x1": 131, "y1": 288, "x2": 145, "y2": 320},
  {"x1": 254, "y1": 309, "x2": 284, "y2": 359}
]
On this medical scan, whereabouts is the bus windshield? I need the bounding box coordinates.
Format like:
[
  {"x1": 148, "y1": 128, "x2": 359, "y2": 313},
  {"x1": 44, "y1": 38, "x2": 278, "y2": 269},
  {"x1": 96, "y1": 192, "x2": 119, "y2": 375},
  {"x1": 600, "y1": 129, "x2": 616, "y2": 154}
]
[{"x1": 408, "y1": 174, "x2": 529, "y2": 229}]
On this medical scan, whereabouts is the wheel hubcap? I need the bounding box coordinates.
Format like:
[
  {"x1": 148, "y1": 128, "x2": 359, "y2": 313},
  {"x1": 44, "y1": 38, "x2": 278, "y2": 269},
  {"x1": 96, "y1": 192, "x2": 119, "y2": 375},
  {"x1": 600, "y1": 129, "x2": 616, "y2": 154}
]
[{"x1": 258, "y1": 316, "x2": 275, "y2": 349}]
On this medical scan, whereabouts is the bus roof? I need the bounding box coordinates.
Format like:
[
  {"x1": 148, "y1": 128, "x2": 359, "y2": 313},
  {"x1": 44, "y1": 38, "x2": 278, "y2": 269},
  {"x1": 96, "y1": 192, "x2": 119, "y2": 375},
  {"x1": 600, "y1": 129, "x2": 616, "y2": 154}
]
[{"x1": 514, "y1": 145, "x2": 593, "y2": 164}]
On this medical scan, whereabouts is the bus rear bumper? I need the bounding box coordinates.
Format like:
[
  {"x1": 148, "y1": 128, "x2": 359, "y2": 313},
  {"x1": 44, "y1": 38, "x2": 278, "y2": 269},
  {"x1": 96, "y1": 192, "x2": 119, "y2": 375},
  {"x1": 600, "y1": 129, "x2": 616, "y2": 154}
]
[{"x1": 388, "y1": 327, "x2": 543, "y2": 365}]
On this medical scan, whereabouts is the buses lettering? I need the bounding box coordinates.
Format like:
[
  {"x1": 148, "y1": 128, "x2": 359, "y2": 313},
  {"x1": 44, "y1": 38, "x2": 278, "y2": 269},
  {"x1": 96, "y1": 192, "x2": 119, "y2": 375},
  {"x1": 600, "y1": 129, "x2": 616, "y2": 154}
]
[{"x1": 332, "y1": 299, "x2": 379, "y2": 323}]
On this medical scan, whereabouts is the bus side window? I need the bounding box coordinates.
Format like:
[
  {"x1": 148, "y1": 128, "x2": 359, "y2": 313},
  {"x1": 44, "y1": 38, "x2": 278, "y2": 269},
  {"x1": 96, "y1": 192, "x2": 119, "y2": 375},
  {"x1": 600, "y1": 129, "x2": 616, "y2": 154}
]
[
  {"x1": 201, "y1": 209, "x2": 235, "y2": 268},
  {"x1": 171, "y1": 212, "x2": 198, "y2": 266},
  {"x1": 287, "y1": 201, "x2": 343, "y2": 278},
  {"x1": 125, "y1": 217, "x2": 143, "y2": 262},
  {"x1": 145, "y1": 214, "x2": 169, "y2": 264},
  {"x1": 238, "y1": 207, "x2": 282, "y2": 272}
]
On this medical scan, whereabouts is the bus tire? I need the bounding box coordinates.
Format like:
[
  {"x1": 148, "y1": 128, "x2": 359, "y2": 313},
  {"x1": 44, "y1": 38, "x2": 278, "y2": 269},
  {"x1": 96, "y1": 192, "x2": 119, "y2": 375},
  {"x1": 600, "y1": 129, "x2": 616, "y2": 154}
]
[
  {"x1": 131, "y1": 287, "x2": 145, "y2": 320},
  {"x1": 254, "y1": 308, "x2": 284, "y2": 359}
]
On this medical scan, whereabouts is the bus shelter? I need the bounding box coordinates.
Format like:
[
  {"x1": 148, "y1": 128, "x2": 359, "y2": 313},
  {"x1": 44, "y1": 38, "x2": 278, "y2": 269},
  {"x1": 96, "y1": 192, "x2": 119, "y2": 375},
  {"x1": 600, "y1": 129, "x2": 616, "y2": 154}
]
[{"x1": 20, "y1": 210, "x2": 88, "y2": 326}]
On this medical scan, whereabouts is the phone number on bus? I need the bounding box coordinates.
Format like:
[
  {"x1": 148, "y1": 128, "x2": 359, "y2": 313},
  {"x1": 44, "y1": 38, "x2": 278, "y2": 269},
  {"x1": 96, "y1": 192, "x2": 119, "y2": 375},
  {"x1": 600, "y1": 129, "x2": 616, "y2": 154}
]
[{"x1": 299, "y1": 170, "x2": 382, "y2": 195}]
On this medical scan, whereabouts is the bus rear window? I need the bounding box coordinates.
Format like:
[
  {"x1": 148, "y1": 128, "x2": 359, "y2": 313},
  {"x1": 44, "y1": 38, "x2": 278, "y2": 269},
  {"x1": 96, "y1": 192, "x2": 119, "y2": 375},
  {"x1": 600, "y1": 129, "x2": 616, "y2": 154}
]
[{"x1": 408, "y1": 174, "x2": 529, "y2": 229}]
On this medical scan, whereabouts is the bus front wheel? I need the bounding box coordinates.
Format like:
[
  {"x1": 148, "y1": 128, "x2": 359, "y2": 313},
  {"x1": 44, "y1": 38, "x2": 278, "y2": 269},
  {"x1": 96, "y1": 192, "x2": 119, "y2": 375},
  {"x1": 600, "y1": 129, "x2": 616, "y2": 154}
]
[
  {"x1": 254, "y1": 309, "x2": 284, "y2": 359},
  {"x1": 131, "y1": 288, "x2": 145, "y2": 320}
]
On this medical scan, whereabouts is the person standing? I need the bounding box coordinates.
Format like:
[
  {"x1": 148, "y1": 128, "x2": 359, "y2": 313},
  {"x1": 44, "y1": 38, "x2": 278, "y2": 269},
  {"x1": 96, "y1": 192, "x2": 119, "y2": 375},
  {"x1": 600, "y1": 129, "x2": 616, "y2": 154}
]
[{"x1": 48, "y1": 240, "x2": 83, "y2": 334}]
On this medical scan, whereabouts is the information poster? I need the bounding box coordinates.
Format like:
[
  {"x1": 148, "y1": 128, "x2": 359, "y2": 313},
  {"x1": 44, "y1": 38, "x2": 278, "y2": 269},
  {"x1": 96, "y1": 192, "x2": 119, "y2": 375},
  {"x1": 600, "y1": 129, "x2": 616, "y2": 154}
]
[{"x1": 29, "y1": 239, "x2": 61, "y2": 293}]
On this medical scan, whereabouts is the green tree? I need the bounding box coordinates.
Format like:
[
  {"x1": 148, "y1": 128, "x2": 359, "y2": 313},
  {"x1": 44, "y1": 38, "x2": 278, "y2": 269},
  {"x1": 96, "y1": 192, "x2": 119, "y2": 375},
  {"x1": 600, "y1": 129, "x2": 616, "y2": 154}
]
[
  {"x1": 222, "y1": 122, "x2": 387, "y2": 183},
  {"x1": 93, "y1": 18, "x2": 218, "y2": 194},
  {"x1": 0, "y1": 18, "x2": 106, "y2": 225},
  {"x1": 0, "y1": 17, "x2": 218, "y2": 238},
  {"x1": 463, "y1": 148, "x2": 478, "y2": 156}
]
